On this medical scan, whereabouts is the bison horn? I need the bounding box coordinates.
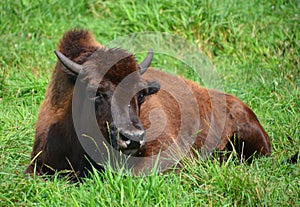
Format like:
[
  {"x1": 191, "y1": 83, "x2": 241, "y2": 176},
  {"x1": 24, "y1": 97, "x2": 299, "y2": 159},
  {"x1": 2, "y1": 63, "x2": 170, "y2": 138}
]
[
  {"x1": 54, "y1": 50, "x2": 83, "y2": 75},
  {"x1": 139, "y1": 49, "x2": 153, "y2": 75}
]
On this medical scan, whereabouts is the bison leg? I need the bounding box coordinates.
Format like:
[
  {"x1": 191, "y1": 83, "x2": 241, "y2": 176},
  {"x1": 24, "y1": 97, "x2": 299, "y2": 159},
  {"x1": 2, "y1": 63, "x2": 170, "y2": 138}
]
[{"x1": 226, "y1": 122, "x2": 271, "y2": 162}]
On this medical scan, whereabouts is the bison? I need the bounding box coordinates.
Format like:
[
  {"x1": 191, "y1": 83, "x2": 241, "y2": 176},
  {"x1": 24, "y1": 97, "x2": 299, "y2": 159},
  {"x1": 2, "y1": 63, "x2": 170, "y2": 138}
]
[{"x1": 25, "y1": 29, "x2": 271, "y2": 178}]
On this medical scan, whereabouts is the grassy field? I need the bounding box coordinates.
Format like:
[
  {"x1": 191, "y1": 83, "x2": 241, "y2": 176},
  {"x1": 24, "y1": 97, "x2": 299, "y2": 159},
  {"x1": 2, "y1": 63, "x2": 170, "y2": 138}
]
[{"x1": 0, "y1": 0, "x2": 299, "y2": 206}]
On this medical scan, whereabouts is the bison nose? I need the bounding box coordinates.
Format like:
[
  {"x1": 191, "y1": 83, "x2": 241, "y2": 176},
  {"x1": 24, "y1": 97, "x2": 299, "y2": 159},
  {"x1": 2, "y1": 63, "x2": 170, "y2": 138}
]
[{"x1": 119, "y1": 128, "x2": 145, "y2": 142}]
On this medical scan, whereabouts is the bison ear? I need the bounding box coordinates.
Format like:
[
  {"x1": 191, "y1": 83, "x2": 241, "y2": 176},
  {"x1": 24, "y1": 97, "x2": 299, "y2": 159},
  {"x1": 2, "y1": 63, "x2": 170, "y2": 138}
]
[
  {"x1": 147, "y1": 80, "x2": 160, "y2": 95},
  {"x1": 54, "y1": 50, "x2": 83, "y2": 79}
]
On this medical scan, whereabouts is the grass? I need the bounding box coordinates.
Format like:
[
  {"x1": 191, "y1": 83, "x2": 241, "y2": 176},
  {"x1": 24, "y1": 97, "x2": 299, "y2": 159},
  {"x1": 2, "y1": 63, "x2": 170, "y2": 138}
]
[{"x1": 0, "y1": 0, "x2": 299, "y2": 206}]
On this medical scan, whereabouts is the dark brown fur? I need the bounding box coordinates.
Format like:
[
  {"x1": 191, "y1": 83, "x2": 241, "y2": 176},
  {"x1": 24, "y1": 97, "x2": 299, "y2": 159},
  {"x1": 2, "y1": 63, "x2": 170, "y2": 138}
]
[
  {"x1": 25, "y1": 30, "x2": 104, "y2": 177},
  {"x1": 25, "y1": 29, "x2": 271, "y2": 177}
]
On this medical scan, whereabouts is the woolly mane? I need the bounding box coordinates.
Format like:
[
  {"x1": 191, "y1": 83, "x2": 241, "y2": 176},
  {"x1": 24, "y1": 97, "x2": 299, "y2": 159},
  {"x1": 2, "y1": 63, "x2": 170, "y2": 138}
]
[{"x1": 58, "y1": 29, "x2": 101, "y2": 64}]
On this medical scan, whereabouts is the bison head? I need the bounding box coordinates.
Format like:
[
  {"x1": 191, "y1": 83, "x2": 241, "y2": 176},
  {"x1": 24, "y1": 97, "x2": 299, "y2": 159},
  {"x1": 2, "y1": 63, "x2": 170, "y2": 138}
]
[{"x1": 55, "y1": 48, "x2": 160, "y2": 155}]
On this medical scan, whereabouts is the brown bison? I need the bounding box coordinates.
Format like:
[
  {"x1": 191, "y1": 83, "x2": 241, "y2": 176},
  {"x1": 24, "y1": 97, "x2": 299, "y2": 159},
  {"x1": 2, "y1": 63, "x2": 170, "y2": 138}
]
[{"x1": 25, "y1": 29, "x2": 271, "y2": 177}]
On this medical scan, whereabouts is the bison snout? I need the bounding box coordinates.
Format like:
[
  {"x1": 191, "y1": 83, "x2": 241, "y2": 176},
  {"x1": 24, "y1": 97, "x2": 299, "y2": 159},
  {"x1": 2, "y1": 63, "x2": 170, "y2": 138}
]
[
  {"x1": 110, "y1": 122, "x2": 145, "y2": 153},
  {"x1": 117, "y1": 128, "x2": 145, "y2": 153},
  {"x1": 119, "y1": 128, "x2": 145, "y2": 142}
]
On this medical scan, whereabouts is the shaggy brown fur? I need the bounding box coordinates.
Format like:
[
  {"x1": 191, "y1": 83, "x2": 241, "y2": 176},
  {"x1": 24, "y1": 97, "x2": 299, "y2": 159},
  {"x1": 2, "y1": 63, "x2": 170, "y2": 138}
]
[
  {"x1": 25, "y1": 29, "x2": 271, "y2": 178},
  {"x1": 25, "y1": 30, "x2": 105, "y2": 177}
]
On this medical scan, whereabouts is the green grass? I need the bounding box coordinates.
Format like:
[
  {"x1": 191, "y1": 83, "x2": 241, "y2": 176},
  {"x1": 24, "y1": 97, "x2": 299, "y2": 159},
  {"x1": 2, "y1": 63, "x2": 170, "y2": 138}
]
[{"x1": 1, "y1": 0, "x2": 299, "y2": 206}]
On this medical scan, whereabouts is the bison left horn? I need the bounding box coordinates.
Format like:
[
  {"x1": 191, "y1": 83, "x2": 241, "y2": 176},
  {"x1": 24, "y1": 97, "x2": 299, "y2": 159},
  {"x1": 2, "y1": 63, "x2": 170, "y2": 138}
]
[
  {"x1": 139, "y1": 49, "x2": 153, "y2": 75},
  {"x1": 54, "y1": 50, "x2": 83, "y2": 75}
]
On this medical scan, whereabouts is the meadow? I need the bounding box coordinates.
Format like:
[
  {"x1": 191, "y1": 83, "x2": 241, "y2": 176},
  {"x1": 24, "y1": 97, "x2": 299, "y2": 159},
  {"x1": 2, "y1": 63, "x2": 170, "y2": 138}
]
[{"x1": 0, "y1": 0, "x2": 299, "y2": 206}]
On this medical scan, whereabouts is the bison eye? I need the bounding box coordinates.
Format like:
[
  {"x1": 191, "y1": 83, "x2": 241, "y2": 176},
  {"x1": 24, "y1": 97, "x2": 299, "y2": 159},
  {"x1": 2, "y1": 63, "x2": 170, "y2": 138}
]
[
  {"x1": 95, "y1": 91, "x2": 108, "y2": 99},
  {"x1": 137, "y1": 93, "x2": 145, "y2": 105}
]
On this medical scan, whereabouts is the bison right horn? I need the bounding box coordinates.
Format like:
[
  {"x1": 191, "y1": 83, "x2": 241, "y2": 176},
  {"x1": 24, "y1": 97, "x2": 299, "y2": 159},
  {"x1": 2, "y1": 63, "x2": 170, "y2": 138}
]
[
  {"x1": 139, "y1": 49, "x2": 153, "y2": 75},
  {"x1": 54, "y1": 50, "x2": 83, "y2": 75}
]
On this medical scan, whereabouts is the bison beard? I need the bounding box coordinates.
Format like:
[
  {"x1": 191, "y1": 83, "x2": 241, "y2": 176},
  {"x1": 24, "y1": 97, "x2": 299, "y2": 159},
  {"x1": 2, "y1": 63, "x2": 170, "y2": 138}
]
[{"x1": 25, "y1": 29, "x2": 274, "y2": 179}]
